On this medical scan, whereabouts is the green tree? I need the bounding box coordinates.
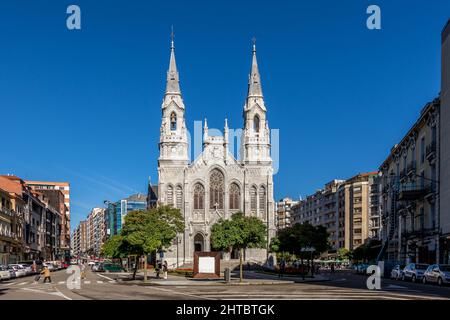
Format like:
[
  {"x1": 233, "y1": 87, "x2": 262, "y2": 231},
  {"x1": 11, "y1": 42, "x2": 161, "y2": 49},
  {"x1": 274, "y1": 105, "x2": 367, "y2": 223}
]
[
  {"x1": 337, "y1": 248, "x2": 351, "y2": 261},
  {"x1": 119, "y1": 206, "x2": 184, "y2": 281},
  {"x1": 210, "y1": 212, "x2": 267, "y2": 282},
  {"x1": 101, "y1": 235, "x2": 125, "y2": 259},
  {"x1": 276, "y1": 223, "x2": 330, "y2": 276}
]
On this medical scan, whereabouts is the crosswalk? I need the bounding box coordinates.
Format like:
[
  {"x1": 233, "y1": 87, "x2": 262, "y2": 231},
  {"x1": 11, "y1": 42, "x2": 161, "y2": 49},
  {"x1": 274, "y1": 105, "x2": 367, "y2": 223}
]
[
  {"x1": 165, "y1": 286, "x2": 449, "y2": 300},
  {"x1": 0, "y1": 279, "x2": 115, "y2": 288}
]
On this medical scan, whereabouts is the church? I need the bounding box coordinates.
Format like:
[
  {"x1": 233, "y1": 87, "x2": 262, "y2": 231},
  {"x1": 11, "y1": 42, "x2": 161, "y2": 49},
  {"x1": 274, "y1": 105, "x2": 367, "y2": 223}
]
[{"x1": 156, "y1": 35, "x2": 276, "y2": 268}]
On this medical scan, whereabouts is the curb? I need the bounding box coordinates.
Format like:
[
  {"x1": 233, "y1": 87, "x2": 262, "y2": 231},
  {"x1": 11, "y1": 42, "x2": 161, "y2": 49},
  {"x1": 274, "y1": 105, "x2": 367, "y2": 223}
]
[{"x1": 116, "y1": 280, "x2": 296, "y2": 286}]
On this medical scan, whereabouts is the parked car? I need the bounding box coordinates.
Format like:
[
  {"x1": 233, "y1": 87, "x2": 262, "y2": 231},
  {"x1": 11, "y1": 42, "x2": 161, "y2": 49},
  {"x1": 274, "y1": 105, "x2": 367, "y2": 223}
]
[
  {"x1": 8, "y1": 264, "x2": 27, "y2": 277},
  {"x1": 356, "y1": 264, "x2": 369, "y2": 275},
  {"x1": 402, "y1": 263, "x2": 429, "y2": 282},
  {"x1": 16, "y1": 264, "x2": 33, "y2": 275},
  {"x1": 423, "y1": 264, "x2": 450, "y2": 286},
  {"x1": 43, "y1": 262, "x2": 55, "y2": 271},
  {"x1": 0, "y1": 265, "x2": 11, "y2": 281},
  {"x1": 97, "y1": 263, "x2": 123, "y2": 272},
  {"x1": 92, "y1": 262, "x2": 101, "y2": 272},
  {"x1": 390, "y1": 265, "x2": 405, "y2": 280}
]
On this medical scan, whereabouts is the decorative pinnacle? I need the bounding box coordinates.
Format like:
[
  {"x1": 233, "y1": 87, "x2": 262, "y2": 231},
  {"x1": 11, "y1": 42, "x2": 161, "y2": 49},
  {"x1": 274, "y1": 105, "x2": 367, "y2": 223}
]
[
  {"x1": 171, "y1": 25, "x2": 175, "y2": 49},
  {"x1": 252, "y1": 37, "x2": 256, "y2": 53}
]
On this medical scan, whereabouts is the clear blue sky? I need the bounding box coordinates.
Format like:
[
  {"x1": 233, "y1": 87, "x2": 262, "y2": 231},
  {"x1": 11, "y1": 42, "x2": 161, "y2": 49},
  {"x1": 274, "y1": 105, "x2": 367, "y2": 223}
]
[{"x1": 0, "y1": 1, "x2": 448, "y2": 231}]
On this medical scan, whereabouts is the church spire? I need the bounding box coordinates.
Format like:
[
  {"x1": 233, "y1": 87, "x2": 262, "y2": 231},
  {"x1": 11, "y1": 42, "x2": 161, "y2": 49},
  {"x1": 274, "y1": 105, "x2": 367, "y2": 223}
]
[
  {"x1": 247, "y1": 37, "x2": 263, "y2": 98},
  {"x1": 166, "y1": 27, "x2": 181, "y2": 95}
]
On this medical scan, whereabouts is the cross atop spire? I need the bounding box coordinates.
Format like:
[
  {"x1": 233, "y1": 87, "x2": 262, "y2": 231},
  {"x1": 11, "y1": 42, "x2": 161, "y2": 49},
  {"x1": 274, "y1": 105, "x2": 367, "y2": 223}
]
[
  {"x1": 247, "y1": 38, "x2": 263, "y2": 98},
  {"x1": 166, "y1": 26, "x2": 181, "y2": 95}
]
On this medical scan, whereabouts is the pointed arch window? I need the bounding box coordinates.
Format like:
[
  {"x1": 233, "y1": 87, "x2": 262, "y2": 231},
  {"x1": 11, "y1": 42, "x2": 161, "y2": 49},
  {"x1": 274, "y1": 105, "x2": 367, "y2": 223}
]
[
  {"x1": 250, "y1": 186, "x2": 257, "y2": 215},
  {"x1": 209, "y1": 169, "x2": 224, "y2": 209},
  {"x1": 176, "y1": 185, "x2": 183, "y2": 209},
  {"x1": 229, "y1": 183, "x2": 241, "y2": 210},
  {"x1": 193, "y1": 183, "x2": 205, "y2": 210},
  {"x1": 170, "y1": 112, "x2": 177, "y2": 131},
  {"x1": 259, "y1": 185, "x2": 266, "y2": 216},
  {"x1": 167, "y1": 185, "x2": 174, "y2": 206},
  {"x1": 253, "y1": 115, "x2": 260, "y2": 133}
]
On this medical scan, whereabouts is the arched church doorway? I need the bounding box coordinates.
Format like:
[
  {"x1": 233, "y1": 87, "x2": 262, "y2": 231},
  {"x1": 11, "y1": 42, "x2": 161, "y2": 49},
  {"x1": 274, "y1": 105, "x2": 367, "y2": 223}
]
[{"x1": 194, "y1": 233, "x2": 204, "y2": 252}]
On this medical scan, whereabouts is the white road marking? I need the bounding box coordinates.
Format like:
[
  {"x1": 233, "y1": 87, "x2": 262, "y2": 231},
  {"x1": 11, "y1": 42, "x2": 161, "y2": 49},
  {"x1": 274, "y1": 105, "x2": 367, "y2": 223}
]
[
  {"x1": 3, "y1": 282, "x2": 16, "y2": 286},
  {"x1": 97, "y1": 273, "x2": 114, "y2": 281},
  {"x1": 96, "y1": 281, "x2": 103, "y2": 284},
  {"x1": 20, "y1": 287, "x2": 72, "y2": 300},
  {"x1": 84, "y1": 281, "x2": 91, "y2": 284},
  {"x1": 17, "y1": 282, "x2": 28, "y2": 286},
  {"x1": 58, "y1": 281, "x2": 65, "y2": 284},
  {"x1": 387, "y1": 284, "x2": 407, "y2": 289},
  {"x1": 149, "y1": 286, "x2": 214, "y2": 300}
]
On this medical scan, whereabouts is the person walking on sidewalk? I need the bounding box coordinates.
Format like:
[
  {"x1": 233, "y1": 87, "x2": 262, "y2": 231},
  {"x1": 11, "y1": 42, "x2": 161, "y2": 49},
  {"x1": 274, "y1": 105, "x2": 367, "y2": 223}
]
[
  {"x1": 41, "y1": 266, "x2": 51, "y2": 283},
  {"x1": 278, "y1": 258, "x2": 286, "y2": 278},
  {"x1": 163, "y1": 261, "x2": 168, "y2": 280}
]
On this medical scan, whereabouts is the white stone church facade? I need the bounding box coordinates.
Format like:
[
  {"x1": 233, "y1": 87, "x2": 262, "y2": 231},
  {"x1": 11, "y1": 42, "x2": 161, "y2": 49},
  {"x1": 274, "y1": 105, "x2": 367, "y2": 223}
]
[{"x1": 157, "y1": 37, "x2": 275, "y2": 268}]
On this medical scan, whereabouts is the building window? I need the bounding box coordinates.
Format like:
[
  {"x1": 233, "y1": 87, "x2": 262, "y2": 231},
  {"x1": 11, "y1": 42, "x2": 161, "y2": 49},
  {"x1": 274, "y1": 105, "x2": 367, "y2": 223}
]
[
  {"x1": 176, "y1": 186, "x2": 183, "y2": 209},
  {"x1": 170, "y1": 112, "x2": 177, "y2": 131},
  {"x1": 250, "y1": 186, "x2": 257, "y2": 215},
  {"x1": 253, "y1": 115, "x2": 260, "y2": 133},
  {"x1": 229, "y1": 183, "x2": 240, "y2": 210},
  {"x1": 193, "y1": 183, "x2": 205, "y2": 210},
  {"x1": 209, "y1": 169, "x2": 224, "y2": 209},
  {"x1": 167, "y1": 185, "x2": 174, "y2": 206},
  {"x1": 259, "y1": 185, "x2": 266, "y2": 216}
]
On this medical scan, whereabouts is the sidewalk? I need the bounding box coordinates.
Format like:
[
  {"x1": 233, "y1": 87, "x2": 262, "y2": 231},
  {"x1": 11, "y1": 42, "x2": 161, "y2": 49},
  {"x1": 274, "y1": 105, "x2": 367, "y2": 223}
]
[
  {"x1": 245, "y1": 270, "x2": 331, "y2": 283},
  {"x1": 109, "y1": 271, "x2": 296, "y2": 286}
]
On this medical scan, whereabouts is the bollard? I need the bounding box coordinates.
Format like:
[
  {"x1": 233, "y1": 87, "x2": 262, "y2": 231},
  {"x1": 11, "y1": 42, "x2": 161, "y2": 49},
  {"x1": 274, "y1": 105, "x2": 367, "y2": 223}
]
[{"x1": 224, "y1": 268, "x2": 231, "y2": 283}]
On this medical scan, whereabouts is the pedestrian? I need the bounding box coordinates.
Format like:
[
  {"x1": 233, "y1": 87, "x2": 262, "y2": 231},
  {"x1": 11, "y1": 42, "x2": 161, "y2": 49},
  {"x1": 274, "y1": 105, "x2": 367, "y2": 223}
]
[
  {"x1": 278, "y1": 258, "x2": 286, "y2": 278},
  {"x1": 81, "y1": 263, "x2": 86, "y2": 279},
  {"x1": 155, "y1": 260, "x2": 161, "y2": 279},
  {"x1": 330, "y1": 263, "x2": 335, "y2": 275},
  {"x1": 163, "y1": 260, "x2": 168, "y2": 280},
  {"x1": 41, "y1": 266, "x2": 51, "y2": 283}
]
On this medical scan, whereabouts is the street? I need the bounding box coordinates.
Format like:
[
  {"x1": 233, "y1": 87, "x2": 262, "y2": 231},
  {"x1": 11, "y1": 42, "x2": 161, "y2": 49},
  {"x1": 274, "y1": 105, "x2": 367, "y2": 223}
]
[{"x1": 1, "y1": 268, "x2": 450, "y2": 300}]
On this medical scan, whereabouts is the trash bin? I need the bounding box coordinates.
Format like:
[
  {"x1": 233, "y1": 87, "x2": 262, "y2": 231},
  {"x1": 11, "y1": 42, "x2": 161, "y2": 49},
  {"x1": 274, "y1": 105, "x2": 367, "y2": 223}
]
[{"x1": 224, "y1": 268, "x2": 231, "y2": 283}]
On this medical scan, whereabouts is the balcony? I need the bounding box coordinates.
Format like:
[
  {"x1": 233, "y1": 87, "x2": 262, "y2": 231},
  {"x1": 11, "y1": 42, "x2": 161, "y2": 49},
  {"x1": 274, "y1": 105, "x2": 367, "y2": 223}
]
[
  {"x1": 400, "y1": 169, "x2": 408, "y2": 182},
  {"x1": 0, "y1": 207, "x2": 14, "y2": 217},
  {"x1": 403, "y1": 227, "x2": 438, "y2": 239},
  {"x1": 426, "y1": 141, "x2": 437, "y2": 163},
  {"x1": 398, "y1": 183, "x2": 430, "y2": 201},
  {"x1": 407, "y1": 161, "x2": 416, "y2": 176}
]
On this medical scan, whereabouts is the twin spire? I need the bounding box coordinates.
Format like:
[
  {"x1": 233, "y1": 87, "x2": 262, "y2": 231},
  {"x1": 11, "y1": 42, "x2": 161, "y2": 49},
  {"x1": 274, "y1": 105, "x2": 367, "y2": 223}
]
[
  {"x1": 165, "y1": 27, "x2": 180, "y2": 95},
  {"x1": 165, "y1": 30, "x2": 263, "y2": 99}
]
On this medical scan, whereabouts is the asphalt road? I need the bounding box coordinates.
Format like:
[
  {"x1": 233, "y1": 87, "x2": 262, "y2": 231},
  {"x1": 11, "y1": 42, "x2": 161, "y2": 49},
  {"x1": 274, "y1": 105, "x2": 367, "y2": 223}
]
[{"x1": 1, "y1": 268, "x2": 449, "y2": 300}]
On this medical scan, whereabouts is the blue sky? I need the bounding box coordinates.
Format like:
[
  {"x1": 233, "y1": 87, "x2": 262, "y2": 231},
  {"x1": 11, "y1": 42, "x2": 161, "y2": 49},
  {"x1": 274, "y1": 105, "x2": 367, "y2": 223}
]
[{"x1": 0, "y1": 1, "x2": 448, "y2": 231}]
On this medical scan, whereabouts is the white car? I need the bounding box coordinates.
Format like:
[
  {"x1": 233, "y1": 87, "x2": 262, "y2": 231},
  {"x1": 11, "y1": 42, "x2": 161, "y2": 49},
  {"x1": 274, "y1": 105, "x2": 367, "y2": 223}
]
[
  {"x1": 0, "y1": 265, "x2": 11, "y2": 280},
  {"x1": 16, "y1": 264, "x2": 33, "y2": 275},
  {"x1": 43, "y1": 263, "x2": 55, "y2": 271},
  {"x1": 8, "y1": 264, "x2": 27, "y2": 277}
]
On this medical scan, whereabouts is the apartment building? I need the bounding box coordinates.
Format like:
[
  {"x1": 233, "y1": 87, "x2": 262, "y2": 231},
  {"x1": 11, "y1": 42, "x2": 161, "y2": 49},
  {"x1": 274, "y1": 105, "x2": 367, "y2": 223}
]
[
  {"x1": 0, "y1": 175, "x2": 64, "y2": 262},
  {"x1": 276, "y1": 197, "x2": 299, "y2": 230},
  {"x1": 72, "y1": 220, "x2": 87, "y2": 257},
  {"x1": 440, "y1": 19, "x2": 450, "y2": 264},
  {"x1": 291, "y1": 180, "x2": 344, "y2": 252},
  {"x1": 86, "y1": 208, "x2": 106, "y2": 256},
  {"x1": 25, "y1": 181, "x2": 70, "y2": 255},
  {"x1": 291, "y1": 173, "x2": 380, "y2": 254},
  {"x1": 379, "y1": 99, "x2": 440, "y2": 265}
]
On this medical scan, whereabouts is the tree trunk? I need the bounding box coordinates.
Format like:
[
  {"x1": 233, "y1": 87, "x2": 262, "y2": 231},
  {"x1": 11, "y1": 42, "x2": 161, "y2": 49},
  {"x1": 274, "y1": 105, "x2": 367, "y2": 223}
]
[
  {"x1": 239, "y1": 248, "x2": 244, "y2": 282},
  {"x1": 132, "y1": 256, "x2": 138, "y2": 280},
  {"x1": 144, "y1": 255, "x2": 148, "y2": 283}
]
